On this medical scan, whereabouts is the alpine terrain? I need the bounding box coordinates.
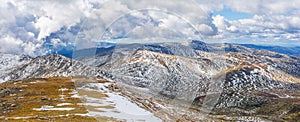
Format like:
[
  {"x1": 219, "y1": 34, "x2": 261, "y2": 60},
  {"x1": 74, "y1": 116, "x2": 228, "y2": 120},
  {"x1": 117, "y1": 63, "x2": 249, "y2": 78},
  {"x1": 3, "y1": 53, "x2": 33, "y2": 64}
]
[{"x1": 0, "y1": 40, "x2": 300, "y2": 121}]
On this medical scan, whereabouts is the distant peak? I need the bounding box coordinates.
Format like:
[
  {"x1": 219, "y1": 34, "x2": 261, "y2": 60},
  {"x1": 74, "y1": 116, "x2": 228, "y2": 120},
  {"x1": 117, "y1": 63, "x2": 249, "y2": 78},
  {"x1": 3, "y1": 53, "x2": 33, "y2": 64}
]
[{"x1": 191, "y1": 39, "x2": 205, "y2": 43}]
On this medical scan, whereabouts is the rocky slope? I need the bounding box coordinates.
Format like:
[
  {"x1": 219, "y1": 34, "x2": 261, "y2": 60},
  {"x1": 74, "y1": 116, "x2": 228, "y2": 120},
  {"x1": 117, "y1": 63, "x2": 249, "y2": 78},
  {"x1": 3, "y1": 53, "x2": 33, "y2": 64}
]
[
  {"x1": 0, "y1": 53, "x2": 32, "y2": 82},
  {"x1": 0, "y1": 54, "x2": 105, "y2": 82},
  {"x1": 103, "y1": 50, "x2": 225, "y2": 100},
  {"x1": 84, "y1": 40, "x2": 300, "y2": 110}
]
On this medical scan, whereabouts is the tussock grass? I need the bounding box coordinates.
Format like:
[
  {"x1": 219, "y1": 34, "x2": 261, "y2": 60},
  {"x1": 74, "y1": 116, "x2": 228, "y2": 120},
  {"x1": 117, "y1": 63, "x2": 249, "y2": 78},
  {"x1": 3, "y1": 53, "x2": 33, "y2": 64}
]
[{"x1": 0, "y1": 78, "x2": 117, "y2": 121}]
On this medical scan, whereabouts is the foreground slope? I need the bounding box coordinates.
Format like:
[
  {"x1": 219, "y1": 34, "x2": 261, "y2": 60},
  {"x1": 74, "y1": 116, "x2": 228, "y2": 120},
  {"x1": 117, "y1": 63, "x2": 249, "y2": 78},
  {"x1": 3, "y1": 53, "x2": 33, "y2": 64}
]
[{"x1": 0, "y1": 78, "x2": 161, "y2": 121}]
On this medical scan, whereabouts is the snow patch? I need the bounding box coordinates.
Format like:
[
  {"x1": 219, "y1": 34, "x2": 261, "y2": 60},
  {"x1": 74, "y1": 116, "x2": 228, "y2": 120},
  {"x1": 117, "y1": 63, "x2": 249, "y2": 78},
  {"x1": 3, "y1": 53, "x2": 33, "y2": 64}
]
[
  {"x1": 56, "y1": 103, "x2": 73, "y2": 106},
  {"x1": 75, "y1": 82, "x2": 162, "y2": 122},
  {"x1": 33, "y1": 105, "x2": 74, "y2": 111}
]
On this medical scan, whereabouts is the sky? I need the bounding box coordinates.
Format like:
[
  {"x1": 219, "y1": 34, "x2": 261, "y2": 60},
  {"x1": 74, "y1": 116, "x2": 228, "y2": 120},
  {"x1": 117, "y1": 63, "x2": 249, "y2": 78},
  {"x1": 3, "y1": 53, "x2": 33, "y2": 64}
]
[{"x1": 1, "y1": 0, "x2": 300, "y2": 56}]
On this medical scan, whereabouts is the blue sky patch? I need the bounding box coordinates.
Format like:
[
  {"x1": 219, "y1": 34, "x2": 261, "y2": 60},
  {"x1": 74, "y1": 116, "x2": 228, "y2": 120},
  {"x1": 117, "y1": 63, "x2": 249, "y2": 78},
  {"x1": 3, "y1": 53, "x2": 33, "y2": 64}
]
[{"x1": 213, "y1": 7, "x2": 252, "y2": 20}]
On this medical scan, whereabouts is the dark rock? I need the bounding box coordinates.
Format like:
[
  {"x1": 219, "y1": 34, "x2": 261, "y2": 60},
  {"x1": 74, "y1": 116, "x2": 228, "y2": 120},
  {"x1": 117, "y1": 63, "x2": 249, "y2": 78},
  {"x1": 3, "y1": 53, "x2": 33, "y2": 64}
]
[
  {"x1": 191, "y1": 95, "x2": 206, "y2": 106},
  {"x1": 107, "y1": 84, "x2": 121, "y2": 92},
  {"x1": 41, "y1": 97, "x2": 49, "y2": 101}
]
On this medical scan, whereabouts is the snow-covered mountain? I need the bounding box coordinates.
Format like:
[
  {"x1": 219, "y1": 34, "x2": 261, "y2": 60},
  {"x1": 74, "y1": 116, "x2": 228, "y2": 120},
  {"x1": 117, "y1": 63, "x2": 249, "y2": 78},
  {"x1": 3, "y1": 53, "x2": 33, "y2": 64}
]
[
  {"x1": 0, "y1": 53, "x2": 32, "y2": 82},
  {"x1": 101, "y1": 49, "x2": 299, "y2": 105},
  {"x1": 79, "y1": 40, "x2": 300, "y2": 108},
  {"x1": 102, "y1": 50, "x2": 224, "y2": 99},
  {"x1": 0, "y1": 53, "x2": 32, "y2": 72},
  {"x1": 0, "y1": 54, "x2": 102, "y2": 82}
]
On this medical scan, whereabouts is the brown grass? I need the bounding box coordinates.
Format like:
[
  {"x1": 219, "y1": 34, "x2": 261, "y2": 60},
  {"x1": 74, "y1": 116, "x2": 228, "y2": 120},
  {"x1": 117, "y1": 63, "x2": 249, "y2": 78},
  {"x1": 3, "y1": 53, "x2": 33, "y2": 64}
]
[{"x1": 0, "y1": 78, "x2": 118, "y2": 122}]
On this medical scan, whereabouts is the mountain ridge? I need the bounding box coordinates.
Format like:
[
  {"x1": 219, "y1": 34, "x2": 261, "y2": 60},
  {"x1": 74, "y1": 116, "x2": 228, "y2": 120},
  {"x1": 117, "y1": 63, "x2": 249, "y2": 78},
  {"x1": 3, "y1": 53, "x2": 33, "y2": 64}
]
[{"x1": 0, "y1": 54, "x2": 100, "y2": 82}]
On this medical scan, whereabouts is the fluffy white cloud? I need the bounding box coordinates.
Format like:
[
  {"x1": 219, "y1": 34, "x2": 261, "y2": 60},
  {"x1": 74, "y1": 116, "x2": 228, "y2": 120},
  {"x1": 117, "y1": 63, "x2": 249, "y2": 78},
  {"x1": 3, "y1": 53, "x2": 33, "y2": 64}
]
[
  {"x1": 101, "y1": 10, "x2": 202, "y2": 42},
  {"x1": 0, "y1": 35, "x2": 23, "y2": 54},
  {"x1": 211, "y1": 14, "x2": 300, "y2": 44},
  {"x1": 224, "y1": 0, "x2": 300, "y2": 15},
  {"x1": 0, "y1": 0, "x2": 95, "y2": 56},
  {"x1": 207, "y1": 0, "x2": 300, "y2": 45},
  {"x1": 1, "y1": 0, "x2": 300, "y2": 56},
  {"x1": 19, "y1": 0, "x2": 92, "y2": 40},
  {"x1": 74, "y1": 0, "x2": 216, "y2": 48}
]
